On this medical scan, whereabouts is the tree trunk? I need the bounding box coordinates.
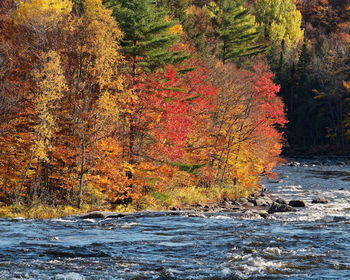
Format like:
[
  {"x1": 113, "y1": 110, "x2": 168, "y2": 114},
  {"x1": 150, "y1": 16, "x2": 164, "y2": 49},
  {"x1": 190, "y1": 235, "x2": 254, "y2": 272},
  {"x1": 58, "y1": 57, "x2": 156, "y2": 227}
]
[
  {"x1": 15, "y1": 144, "x2": 36, "y2": 206},
  {"x1": 77, "y1": 133, "x2": 85, "y2": 209}
]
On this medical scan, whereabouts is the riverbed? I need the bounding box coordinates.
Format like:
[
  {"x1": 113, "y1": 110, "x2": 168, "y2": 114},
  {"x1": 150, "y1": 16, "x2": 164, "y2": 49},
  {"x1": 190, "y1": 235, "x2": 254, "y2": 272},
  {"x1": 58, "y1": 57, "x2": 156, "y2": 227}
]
[{"x1": 1, "y1": 157, "x2": 350, "y2": 279}]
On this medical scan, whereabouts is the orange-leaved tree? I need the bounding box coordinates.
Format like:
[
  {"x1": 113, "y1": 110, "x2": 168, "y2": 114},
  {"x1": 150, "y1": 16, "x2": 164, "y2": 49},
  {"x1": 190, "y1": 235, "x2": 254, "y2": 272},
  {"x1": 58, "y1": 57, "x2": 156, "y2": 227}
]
[{"x1": 210, "y1": 62, "x2": 287, "y2": 189}]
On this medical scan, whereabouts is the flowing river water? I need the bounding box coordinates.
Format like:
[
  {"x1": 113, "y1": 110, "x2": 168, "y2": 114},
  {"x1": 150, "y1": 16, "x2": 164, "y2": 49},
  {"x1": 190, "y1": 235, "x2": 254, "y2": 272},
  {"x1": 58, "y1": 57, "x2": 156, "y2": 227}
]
[{"x1": 1, "y1": 157, "x2": 350, "y2": 279}]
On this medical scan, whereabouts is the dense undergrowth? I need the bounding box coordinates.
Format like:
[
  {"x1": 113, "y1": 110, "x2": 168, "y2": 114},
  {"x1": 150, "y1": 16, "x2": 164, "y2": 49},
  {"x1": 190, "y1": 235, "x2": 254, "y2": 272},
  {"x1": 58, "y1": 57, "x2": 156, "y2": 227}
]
[{"x1": 0, "y1": 183, "x2": 255, "y2": 219}]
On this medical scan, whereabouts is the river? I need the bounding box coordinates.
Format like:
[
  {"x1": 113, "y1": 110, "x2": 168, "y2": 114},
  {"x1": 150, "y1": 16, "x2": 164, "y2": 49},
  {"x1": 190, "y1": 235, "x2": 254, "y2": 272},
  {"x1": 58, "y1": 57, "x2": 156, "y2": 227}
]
[{"x1": 1, "y1": 157, "x2": 350, "y2": 279}]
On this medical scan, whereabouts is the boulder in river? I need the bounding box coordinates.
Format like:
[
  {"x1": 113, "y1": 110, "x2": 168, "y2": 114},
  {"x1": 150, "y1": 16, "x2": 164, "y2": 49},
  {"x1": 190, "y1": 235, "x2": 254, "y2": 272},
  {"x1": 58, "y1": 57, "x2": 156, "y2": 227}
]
[
  {"x1": 254, "y1": 197, "x2": 273, "y2": 207},
  {"x1": 240, "y1": 210, "x2": 263, "y2": 219},
  {"x1": 268, "y1": 203, "x2": 297, "y2": 214},
  {"x1": 257, "y1": 211, "x2": 269, "y2": 219},
  {"x1": 80, "y1": 211, "x2": 109, "y2": 219},
  {"x1": 275, "y1": 198, "x2": 287, "y2": 205},
  {"x1": 236, "y1": 197, "x2": 249, "y2": 205},
  {"x1": 312, "y1": 197, "x2": 329, "y2": 204},
  {"x1": 289, "y1": 200, "x2": 306, "y2": 208}
]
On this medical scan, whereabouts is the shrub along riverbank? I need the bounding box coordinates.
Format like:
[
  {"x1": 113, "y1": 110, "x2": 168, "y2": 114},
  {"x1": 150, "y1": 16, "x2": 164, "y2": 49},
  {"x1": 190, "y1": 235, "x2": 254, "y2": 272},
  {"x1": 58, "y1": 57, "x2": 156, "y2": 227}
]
[{"x1": 0, "y1": 184, "x2": 256, "y2": 219}]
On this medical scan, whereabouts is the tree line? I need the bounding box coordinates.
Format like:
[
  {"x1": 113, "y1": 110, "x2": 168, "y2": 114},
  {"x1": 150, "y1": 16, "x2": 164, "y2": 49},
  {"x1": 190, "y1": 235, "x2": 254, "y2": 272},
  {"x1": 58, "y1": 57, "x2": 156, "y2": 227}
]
[{"x1": 1, "y1": 0, "x2": 322, "y2": 211}]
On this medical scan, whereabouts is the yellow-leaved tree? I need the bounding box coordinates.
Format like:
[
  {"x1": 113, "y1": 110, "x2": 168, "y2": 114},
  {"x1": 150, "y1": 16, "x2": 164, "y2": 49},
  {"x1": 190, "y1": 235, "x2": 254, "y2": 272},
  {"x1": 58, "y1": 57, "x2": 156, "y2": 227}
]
[
  {"x1": 59, "y1": 0, "x2": 127, "y2": 208},
  {"x1": 2, "y1": 0, "x2": 128, "y2": 208},
  {"x1": 14, "y1": 0, "x2": 72, "y2": 27},
  {"x1": 15, "y1": 51, "x2": 67, "y2": 206}
]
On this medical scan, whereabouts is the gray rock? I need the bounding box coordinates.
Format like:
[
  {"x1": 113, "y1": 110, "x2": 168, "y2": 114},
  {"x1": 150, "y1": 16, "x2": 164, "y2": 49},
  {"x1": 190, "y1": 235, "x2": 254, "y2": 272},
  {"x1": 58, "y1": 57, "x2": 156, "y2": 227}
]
[
  {"x1": 248, "y1": 192, "x2": 259, "y2": 200},
  {"x1": 257, "y1": 211, "x2": 269, "y2": 219},
  {"x1": 80, "y1": 211, "x2": 108, "y2": 219},
  {"x1": 255, "y1": 197, "x2": 273, "y2": 207},
  {"x1": 237, "y1": 197, "x2": 249, "y2": 205},
  {"x1": 245, "y1": 202, "x2": 255, "y2": 207},
  {"x1": 275, "y1": 198, "x2": 287, "y2": 205},
  {"x1": 268, "y1": 179, "x2": 279, "y2": 183},
  {"x1": 312, "y1": 197, "x2": 329, "y2": 204},
  {"x1": 240, "y1": 210, "x2": 262, "y2": 219},
  {"x1": 107, "y1": 213, "x2": 126, "y2": 218},
  {"x1": 268, "y1": 203, "x2": 297, "y2": 214},
  {"x1": 289, "y1": 200, "x2": 306, "y2": 207}
]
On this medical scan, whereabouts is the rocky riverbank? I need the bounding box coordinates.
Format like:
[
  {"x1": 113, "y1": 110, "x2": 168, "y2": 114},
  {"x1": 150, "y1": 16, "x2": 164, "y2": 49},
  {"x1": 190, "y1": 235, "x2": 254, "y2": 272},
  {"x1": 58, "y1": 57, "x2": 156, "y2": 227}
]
[{"x1": 80, "y1": 188, "x2": 329, "y2": 220}]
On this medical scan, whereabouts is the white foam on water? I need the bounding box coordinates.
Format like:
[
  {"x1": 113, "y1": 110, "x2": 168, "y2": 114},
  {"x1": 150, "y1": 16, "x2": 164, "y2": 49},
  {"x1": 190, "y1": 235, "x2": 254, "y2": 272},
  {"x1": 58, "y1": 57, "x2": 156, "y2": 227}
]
[
  {"x1": 210, "y1": 215, "x2": 232, "y2": 220},
  {"x1": 265, "y1": 247, "x2": 283, "y2": 256},
  {"x1": 221, "y1": 267, "x2": 232, "y2": 276},
  {"x1": 83, "y1": 219, "x2": 96, "y2": 223},
  {"x1": 243, "y1": 256, "x2": 284, "y2": 274},
  {"x1": 228, "y1": 252, "x2": 254, "y2": 261},
  {"x1": 52, "y1": 218, "x2": 76, "y2": 223},
  {"x1": 164, "y1": 267, "x2": 183, "y2": 275},
  {"x1": 55, "y1": 272, "x2": 86, "y2": 280},
  {"x1": 120, "y1": 222, "x2": 139, "y2": 229}
]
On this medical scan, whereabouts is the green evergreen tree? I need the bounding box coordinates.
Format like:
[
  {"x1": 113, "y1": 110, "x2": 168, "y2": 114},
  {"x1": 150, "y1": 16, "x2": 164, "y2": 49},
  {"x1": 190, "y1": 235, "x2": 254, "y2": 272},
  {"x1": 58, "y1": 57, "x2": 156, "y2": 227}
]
[
  {"x1": 210, "y1": 0, "x2": 265, "y2": 64},
  {"x1": 296, "y1": 42, "x2": 311, "y2": 88},
  {"x1": 156, "y1": 0, "x2": 190, "y2": 21},
  {"x1": 104, "y1": 0, "x2": 188, "y2": 76},
  {"x1": 157, "y1": 0, "x2": 211, "y2": 54}
]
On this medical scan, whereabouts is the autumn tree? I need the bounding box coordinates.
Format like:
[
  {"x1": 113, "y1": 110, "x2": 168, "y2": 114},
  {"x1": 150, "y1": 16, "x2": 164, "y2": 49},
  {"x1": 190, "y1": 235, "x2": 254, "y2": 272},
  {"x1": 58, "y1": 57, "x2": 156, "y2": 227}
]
[
  {"x1": 0, "y1": 0, "x2": 127, "y2": 208},
  {"x1": 209, "y1": 62, "x2": 286, "y2": 187},
  {"x1": 56, "y1": 0, "x2": 125, "y2": 207},
  {"x1": 255, "y1": 0, "x2": 304, "y2": 64}
]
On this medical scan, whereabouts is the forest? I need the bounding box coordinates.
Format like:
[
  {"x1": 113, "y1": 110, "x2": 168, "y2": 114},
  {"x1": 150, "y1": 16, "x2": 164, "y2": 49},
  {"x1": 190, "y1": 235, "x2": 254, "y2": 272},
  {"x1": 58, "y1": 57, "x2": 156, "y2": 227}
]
[{"x1": 0, "y1": 0, "x2": 349, "y2": 217}]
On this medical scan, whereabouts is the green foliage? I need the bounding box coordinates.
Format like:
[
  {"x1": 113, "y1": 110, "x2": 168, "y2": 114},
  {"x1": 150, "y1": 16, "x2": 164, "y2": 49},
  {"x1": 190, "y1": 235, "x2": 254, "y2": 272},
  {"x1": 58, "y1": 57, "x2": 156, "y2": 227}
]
[
  {"x1": 150, "y1": 183, "x2": 254, "y2": 210},
  {"x1": 171, "y1": 162, "x2": 206, "y2": 173},
  {"x1": 104, "y1": 0, "x2": 188, "y2": 73},
  {"x1": 210, "y1": 0, "x2": 265, "y2": 63},
  {"x1": 156, "y1": 0, "x2": 190, "y2": 21},
  {"x1": 296, "y1": 42, "x2": 311, "y2": 87}
]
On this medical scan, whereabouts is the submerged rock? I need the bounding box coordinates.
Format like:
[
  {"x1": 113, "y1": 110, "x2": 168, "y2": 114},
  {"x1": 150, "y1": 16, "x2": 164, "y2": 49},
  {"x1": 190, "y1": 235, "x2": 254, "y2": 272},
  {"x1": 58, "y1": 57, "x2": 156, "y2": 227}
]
[
  {"x1": 268, "y1": 203, "x2": 297, "y2": 214},
  {"x1": 240, "y1": 210, "x2": 263, "y2": 219},
  {"x1": 312, "y1": 197, "x2": 329, "y2": 204},
  {"x1": 80, "y1": 211, "x2": 109, "y2": 219},
  {"x1": 258, "y1": 211, "x2": 269, "y2": 219},
  {"x1": 289, "y1": 200, "x2": 306, "y2": 207}
]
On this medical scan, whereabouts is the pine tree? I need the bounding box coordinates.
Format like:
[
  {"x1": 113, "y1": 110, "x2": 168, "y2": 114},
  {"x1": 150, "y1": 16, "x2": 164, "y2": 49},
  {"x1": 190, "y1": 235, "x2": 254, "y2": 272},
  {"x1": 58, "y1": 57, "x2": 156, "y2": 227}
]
[
  {"x1": 104, "y1": 0, "x2": 188, "y2": 76},
  {"x1": 210, "y1": 0, "x2": 264, "y2": 64},
  {"x1": 156, "y1": 0, "x2": 190, "y2": 21},
  {"x1": 296, "y1": 42, "x2": 310, "y2": 88}
]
